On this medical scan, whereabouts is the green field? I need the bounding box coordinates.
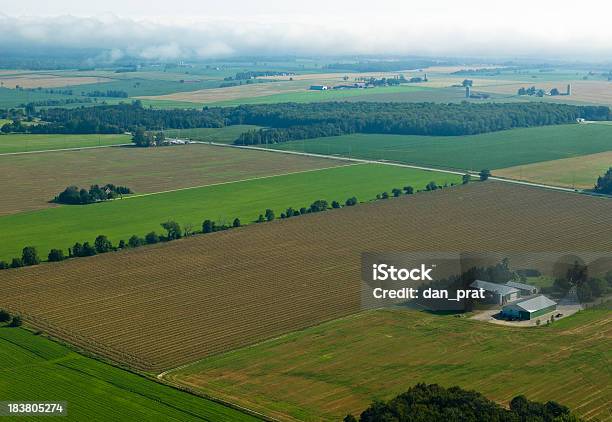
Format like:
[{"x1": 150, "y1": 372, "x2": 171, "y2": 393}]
[
  {"x1": 207, "y1": 85, "x2": 431, "y2": 107},
  {"x1": 169, "y1": 306, "x2": 611, "y2": 421},
  {"x1": 0, "y1": 327, "x2": 258, "y2": 421},
  {"x1": 0, "y1": 134, "x2": 131, "y2": 154},
  {"x1": 269, "y1": 124, "x2": 612, "y2": 170},
  {"x1": 164, "y1": 125, "x2": 262, "y2": 143},
  {"x1": 0, "y1": 164, "x2": 459, "y2": 261}
]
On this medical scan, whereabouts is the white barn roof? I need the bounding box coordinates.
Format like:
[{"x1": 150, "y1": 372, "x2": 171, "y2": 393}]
[
  {"x1": 471, "y1": 280, "x2": 519, "y2": 296},
  {"x1": 511, "y1": 295, "x2": 556, "y2": 313},
  {"x1": 505, "y1": 281, "x2": 538, "y2": 291}
]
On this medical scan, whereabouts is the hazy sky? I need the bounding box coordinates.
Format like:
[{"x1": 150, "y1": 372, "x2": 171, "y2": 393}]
[{"x1": 1, "y1": 0, "x2": 611, "y2": 60}]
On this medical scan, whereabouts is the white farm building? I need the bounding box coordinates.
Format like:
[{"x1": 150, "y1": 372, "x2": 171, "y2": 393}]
[{"x1": 470, "y1": 280, "x2": 520, "y2": 305}]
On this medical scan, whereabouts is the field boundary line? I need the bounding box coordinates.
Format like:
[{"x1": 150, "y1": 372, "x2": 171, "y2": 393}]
[
  {"x1": 0, "y1": 143, "x2": 132, "y2": 156},
  {"x1": 205, "y1": 142, "x2": 588, "y2": 195},
  {"x1": 119, "y1": 162, "x2": 364, "y2": 200}
]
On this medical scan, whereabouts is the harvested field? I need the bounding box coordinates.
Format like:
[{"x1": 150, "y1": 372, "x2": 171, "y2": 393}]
[
  {"x1": 0, "y1": 74, "x2": 112, "y2": 89},
  {"x1": 481, "y1": 80, "x2": 612, "y2": 105},
  {"x1": 0, "y1": 133, "x2": 130, "y2": 154},
  {"x1": 0, "y1": 182, "x2": 611, "y2": 373},
  {"x1": 0, "y1": 143, "x2": 339, "y2": 215},
  {"x1": 170, "y1": 307, "x2": 612, "y2": 422},
  {"x1": 495, "y1": 151, "x2": 612, "y2": 189},
  {"x1": 138, "y1": 80, "x2": 313, "y2": 103}
]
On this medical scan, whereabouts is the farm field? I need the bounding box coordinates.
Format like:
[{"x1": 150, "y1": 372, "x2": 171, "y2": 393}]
[
  {"x1": 0, "y1": 163, "x2": 458, "y2": 260},
  {"x1": 480, "y1": 80, "x2": 612, "y2": 106},
  {"x1": 206, "y1": 86, "x2": 432, "y2": 107},
  {"x1": 0, "y1": 327, "x2": 258, "y2": 421},
  {"x1": 0, "y1": 142, "x2": 334, "y2": 215},
  {"x1": 164, "y1": 125, "x2": 262, "y2": 143},
  {"x1": 169, "y1": 306, "x2": 612, "y2": 422},
  {"x1": 495, "y1": 151, "x2": 612, "y2": 189},
  {"x1": 0, "y1": 74, "x2": 113, "y2": 89},
  {"x1": 0, "y1": 182, "x2": 611, "y2": 372},
  {"x1": 0, "y1": 133, "x2": 131, "y2": 154},
  {"x1": 269, "y1": 124, "x2": 612, "y2": 171}
]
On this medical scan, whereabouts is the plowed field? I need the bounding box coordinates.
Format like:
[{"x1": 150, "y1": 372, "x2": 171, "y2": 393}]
[{"x1": 0, "y1": 182, "x2": 610, "y2": 372}]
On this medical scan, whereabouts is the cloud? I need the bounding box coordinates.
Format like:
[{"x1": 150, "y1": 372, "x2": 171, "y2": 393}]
[{"x1": 0, "y1": 13, "x2": 611, "y2": 62}]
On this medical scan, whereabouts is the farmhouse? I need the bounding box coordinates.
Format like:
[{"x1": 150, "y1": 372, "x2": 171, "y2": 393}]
[
  {"x1": 470, "y1": 280, "x2": 519, "y2": 305},
  {"x1": 501, "y1": 295, "x2": 557, "y2": 320},
  {"x1": 309, "y1": 85, "x2": 329, "y2": 90},
  {"x1": 505, "y1": 280, "x2": 539, "y2": 296}
]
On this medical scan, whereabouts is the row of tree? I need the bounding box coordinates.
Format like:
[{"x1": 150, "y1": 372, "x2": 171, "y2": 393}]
[
  {"x1": 3, "y1": 101, "x2": 609, "y2": 139},
  {"x1": 53, "y1": 184, "x2": 132, "y2": 205},
  {"x1": 345, "y1": 383, "x2": 582, "y2": 421}
]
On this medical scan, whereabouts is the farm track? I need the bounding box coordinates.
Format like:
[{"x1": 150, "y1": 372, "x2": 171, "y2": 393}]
[
  {"x1": 0, "y1": 182, "x2": 611, "y2": 372},
  {"x1": 203, "y1": 142, "x2": 584, "y2": 194}
]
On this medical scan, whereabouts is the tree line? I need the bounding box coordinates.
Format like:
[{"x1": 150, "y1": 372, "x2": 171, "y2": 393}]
[
  {"x1": 0, "y1": 179, "x2": 457, "y2": 271},
  {"x1": 2, "y1": 101, "x2": 609, "y2": 140},
  {"x1": 345, "y1": 383, "x2": 583, "y2": 422},
  {"x1": 233, "y1": 102, "x2": 611, "y2": 145},
  {"x1": 594, "y1": 167, "x2": 612, "y2": 194}
]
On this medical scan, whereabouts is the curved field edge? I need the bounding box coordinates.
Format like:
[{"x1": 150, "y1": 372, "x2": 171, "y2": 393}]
[
  {"x1": 0, "y1": 327, "x2": 261, "y2": 421},
  {"x1": 0, "y1": 163, "x2": 459, "y2": 260},
  {"x1": 167, "y1": 305, "x2": 612, "y2": 422}
]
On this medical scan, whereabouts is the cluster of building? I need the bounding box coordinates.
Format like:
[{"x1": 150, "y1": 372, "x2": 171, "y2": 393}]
[{"x1": 469, "y1": 279, "x2": 557, "y2": 321}]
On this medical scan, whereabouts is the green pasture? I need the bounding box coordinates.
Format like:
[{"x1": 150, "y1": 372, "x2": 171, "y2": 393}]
[
  {"x1": 164, "y1": 125, "x2": 262, "y2": 143},
  {"x1": 269, "y1": 124, "x2": 612, "y2": 170}
]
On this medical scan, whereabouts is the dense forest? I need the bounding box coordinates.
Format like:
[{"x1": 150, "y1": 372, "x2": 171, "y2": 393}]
[
  {"x1": 347, "y1": 383, "x2": 582, "y2": 422},
  {"x1": 1, "y1": 101, "x2": 609, "y2": 142}
]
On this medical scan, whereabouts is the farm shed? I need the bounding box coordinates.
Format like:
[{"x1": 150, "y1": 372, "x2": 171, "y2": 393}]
[
  {"x1": 505, "y1": 281, "x2": 539, "y2": 296},
  {"x1": 470, "y1": 280, "x2": 519, "y2": 305},
  {"x1": 309, "y1": 85, "x2": 329, "y2": 90},
  {"x1": 501, "y1": 295, "x2": 557, "y2": 320}
]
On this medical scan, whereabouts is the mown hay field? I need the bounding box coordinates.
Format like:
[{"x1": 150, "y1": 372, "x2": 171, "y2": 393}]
[
  {"x1": 0, "y1": 133, "x2": 130, "y2": 154},
  {"x1": 0, "y1": 327, "x2": 258, "y2": 421},
  {"x1": 170, "y1": 307, "x2": 612, "y2": 422},
  {"x1": 0, "y1": 182, "x2": 610, "y2": 373},
  {"x1": 0, "y1": 74, "x2": 113, "y2": 89},
  {"x1": 270, "y1": 124, "x2": 612, "y2": 171},
  {"x1": 0, "y1": 142, "x2": 336, "y2": 215},
  {"x1": 0, "y1": 164, "x2": 455, "y2": 260},
  {"x1": 480, "y1": 80, "x2": 612, "y2": 106},
  {"x1": 495, "y1": 150, "x2": 612, "y2": 189}
]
